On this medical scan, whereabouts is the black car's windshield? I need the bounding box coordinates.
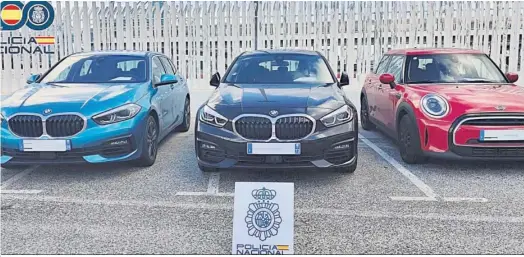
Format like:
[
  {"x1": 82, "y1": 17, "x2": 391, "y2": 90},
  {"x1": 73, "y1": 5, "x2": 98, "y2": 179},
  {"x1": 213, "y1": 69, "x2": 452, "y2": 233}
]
[
  {"x1": 405, "y1": 53, "x2": 507, "y2": 84},
  {"x1": 40, "y1": 54, "x2": 148, "y2": 84},
  {"x1": 224, "y1": 53, "x2": 336, "y2": 84}
]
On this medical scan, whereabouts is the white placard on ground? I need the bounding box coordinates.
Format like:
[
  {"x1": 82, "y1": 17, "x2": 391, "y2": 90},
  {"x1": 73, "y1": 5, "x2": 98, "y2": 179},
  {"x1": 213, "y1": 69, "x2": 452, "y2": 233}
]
[{"x1": 232, "y1": 182, "x2": 294, "y2": 255}]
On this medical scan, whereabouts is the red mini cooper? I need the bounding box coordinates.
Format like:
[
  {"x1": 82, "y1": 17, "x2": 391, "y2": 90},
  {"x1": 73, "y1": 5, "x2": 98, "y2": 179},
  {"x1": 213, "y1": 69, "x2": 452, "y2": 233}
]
[{"x1": 361, "y1": 48, "x2": 524, "y2": 163}]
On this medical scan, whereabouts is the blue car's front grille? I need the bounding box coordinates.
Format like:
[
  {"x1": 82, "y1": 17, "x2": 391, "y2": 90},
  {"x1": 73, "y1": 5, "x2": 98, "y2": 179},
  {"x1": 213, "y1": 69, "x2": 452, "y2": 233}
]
[
  {"x1": 46, "y1": 115, "x2": 85, "y2": 137},
  {"x1": 8, "y1": 114, "x2": 84, "y2": 138},
  {"x1": 8, "y1": 115, "x2": 43, "y2": 137}
]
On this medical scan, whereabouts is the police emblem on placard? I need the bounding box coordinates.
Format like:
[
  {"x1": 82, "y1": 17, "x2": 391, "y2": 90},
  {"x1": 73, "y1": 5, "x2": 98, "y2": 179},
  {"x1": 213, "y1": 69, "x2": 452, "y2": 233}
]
[{"x1": 245, "y1": 187, "x2": 282, "y2": 241}]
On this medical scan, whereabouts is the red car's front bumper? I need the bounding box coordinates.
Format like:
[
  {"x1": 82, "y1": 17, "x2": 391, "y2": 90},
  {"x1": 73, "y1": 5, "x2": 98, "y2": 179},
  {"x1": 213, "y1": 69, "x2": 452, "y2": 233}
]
[{"x1": 416, "y1": 113, "x2": 524, "y2": 160}]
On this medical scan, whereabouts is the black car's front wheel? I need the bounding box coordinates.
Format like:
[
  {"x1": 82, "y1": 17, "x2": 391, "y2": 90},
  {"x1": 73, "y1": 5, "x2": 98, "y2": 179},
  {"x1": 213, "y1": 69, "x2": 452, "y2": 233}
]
[
  {"x1": 198, "y1": 163, "x2": 219, "y2": 172},
  {"x1": 333, "y1": 160, "x2": 357, "y2": 173},
  {"x1": 135, "y1": 115, "x2": 159, "y2": 167}
]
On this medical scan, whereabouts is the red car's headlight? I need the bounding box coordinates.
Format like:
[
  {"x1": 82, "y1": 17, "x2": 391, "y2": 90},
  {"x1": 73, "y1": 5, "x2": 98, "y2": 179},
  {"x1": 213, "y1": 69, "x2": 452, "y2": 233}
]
[{"x1": 420, "y1": 94, "x2": 449, "y2": 118}]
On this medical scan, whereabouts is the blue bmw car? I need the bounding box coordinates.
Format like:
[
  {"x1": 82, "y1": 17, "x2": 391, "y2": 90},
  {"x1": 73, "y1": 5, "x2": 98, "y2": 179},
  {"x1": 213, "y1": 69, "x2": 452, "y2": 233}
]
[{"x1": 1, "y1": 51, "x2": 190, "y2": 167}]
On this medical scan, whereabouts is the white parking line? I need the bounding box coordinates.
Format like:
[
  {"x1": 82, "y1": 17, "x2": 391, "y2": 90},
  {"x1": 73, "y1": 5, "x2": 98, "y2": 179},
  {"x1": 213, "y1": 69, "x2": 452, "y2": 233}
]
[
  {"x1": 176, "y1": 191, "x2": 234, "y2": 197},
  {"x1": 3, "y1": 194, "x2": 521, "y2": 223},
  {"x1": 1, "y1": 190, "x2": 43, "y2": 194},
  {"x1": 359, "y1": 134, "x2": 439, "y2": 200},
  {"x1": 176, "y1": 172, "x2": 229, "y2": 197},
  {"x1": 0, "y1": 165, "x2": 40, "y2": 190},
  {"x1": 206, "y1": 173, "x2": 220, "y2": 194},
  {"x1": 359, "y1": 134, "x2": 488, "y2": 203}
]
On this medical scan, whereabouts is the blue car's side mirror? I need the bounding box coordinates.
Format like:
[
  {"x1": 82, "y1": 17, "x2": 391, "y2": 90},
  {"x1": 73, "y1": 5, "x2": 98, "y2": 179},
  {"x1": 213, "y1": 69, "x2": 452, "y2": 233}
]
[
  {"x1": 26, "y1": 74, "x2": 41, "y2": 84},
  {"x1": 155, "y1": 74, "x2": 178, "y2": 87}
]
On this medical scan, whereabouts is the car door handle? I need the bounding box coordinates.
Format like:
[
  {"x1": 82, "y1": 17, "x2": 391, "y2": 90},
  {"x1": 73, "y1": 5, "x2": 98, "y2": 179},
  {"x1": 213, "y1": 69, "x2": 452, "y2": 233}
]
[
  {"x1": 378, "y1": 84, "x2": 383, "y2": 89},
  {"x1": 170, "y1": 84, "x2": 175, "y2": 89}
]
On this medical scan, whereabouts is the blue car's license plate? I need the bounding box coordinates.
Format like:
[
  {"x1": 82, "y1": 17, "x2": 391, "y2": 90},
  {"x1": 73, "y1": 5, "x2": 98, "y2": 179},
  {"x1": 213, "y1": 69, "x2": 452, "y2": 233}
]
[
  {"x1": 20, "y1": 139, "x2": 71, "y2": 152},
  {"x1": 247, "y1": 143, "x2": 301, "y2": 155}
]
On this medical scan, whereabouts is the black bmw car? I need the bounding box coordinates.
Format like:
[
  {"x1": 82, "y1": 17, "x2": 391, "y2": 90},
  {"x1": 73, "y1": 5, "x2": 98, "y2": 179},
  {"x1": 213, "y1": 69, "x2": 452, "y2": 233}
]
[{"x1": 195, "y1": 50, "x2": 358, "y2": 173}]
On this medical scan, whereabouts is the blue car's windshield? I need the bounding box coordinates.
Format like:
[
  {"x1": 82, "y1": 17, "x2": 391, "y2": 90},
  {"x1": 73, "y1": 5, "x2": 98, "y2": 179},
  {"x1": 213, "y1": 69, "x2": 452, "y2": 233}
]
[
  {"x1": 224, "y1": 54, "x2": 336, "y2": 84},
  {"x1": 40, "y1": 55, "x2": 148, "y2": 84}
]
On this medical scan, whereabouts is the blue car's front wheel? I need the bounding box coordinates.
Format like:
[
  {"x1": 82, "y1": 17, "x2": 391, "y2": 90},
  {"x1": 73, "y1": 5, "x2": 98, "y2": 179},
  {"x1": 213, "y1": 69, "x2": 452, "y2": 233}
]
[{"x1": 134, "y1": 114, "x2": 158, "y2": 167}]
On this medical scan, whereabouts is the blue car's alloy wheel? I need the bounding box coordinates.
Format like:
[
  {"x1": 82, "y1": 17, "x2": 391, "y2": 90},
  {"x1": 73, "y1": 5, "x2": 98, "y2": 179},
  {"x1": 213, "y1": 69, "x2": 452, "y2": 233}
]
[{"x1": 135, "y1": 115, "x2": 158, "y2": 167}]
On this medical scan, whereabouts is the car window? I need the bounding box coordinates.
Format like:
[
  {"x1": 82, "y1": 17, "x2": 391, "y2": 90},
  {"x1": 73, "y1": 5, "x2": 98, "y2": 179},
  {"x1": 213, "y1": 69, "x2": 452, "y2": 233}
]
[
  {"x1": 405, "y1": 54, "x2": 507, "y2": 84},
  {"x1": 160, "y1": 56, "x2": 176, "y2": 75},
  {"x1": 79, "y1": 60, "x2": 92, "y2": 76},
  {"x1": 374, "y1": 55, "x2": 391, "y2": 75},
  {"x1": 385, "y1": 55, "x2": 404, "y2": 83},
  {"x1": 224, "y1": 53, "x2": 335, "y2": 84},
  {"x1": 40, "y1": 55, "x2": 148, "y2": 83},
  {"x1": 152, "y1": 56, "x2": 166, "y2": 84}
]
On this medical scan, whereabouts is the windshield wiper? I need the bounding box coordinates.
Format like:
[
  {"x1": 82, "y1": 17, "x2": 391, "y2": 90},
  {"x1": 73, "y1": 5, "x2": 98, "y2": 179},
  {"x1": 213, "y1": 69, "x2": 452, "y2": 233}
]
[
  {"x1": 457, "y1": 78, "x2": 499, "y2": 83},
  {"x1": 44, "y1": 82, "x2": 68, "y2": 87}
]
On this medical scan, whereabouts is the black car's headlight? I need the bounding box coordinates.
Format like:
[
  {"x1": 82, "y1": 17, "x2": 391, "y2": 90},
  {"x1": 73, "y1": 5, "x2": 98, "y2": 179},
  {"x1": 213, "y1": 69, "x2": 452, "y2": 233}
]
[
  {"x1": 0, "y1": 113, "x2": 5, "y2": 126},
  {"x1": 93, "y1": 103, "x2": 142, "y2": 125},
  {"x1": 199, "y1": 105, "x2": 227, "y2": 127},
  {"x1": 320, "y1": 105, "x2": 354, "y2": 127},
  {"x1": 420, "y1": 94, "x2": 449, "y2": 118}
]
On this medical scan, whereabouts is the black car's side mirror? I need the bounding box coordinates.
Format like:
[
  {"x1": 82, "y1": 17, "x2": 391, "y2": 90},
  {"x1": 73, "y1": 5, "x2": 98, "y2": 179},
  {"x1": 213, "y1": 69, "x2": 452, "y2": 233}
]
[
  {"x1": 210, "y1": 72, "x2": 221, "y2": 87},
  {"x1": 339, "y1": 72, "x2": 350, "y2": 87}
]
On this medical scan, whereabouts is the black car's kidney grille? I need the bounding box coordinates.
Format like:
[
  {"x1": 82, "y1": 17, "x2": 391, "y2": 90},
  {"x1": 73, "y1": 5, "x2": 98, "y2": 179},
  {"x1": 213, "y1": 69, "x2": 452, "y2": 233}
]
[
  {"x1": 275, "y1": 116, "x2": 314, "y2": 140},
  {"x1": 234, "y1": 116, "x2": 272, "y2": 140},
  {"x1": 45, "y1": 115, "x2": 85, "y2": 137},
  {"x1": 8, "y1": 115, "x2": 43, "y2": 137}
]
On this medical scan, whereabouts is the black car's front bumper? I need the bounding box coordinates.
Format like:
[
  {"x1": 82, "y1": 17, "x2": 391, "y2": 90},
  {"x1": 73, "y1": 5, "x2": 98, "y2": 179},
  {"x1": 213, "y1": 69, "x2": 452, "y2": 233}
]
[{"x1": 195, "y1": 119, "x2": 357, "y2": 170}]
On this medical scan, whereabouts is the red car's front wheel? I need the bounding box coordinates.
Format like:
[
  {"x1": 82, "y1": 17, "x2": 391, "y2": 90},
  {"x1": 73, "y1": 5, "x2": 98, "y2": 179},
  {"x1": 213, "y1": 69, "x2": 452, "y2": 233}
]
[{"x1": 398, "y1": 115, "x2": 428, "y2": 164}]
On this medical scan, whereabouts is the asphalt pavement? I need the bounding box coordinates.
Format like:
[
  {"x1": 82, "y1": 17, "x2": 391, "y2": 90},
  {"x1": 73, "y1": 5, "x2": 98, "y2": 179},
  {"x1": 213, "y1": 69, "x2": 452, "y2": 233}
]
[{"x1": 1, "y1": 83, "x2": 524, "y2": 254}]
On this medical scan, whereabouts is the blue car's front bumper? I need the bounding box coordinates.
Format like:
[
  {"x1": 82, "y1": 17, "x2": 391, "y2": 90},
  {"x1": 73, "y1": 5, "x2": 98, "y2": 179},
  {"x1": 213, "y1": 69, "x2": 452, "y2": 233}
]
[{"x1": 1, "y1": 110, "x2": 148, "y2": 165}]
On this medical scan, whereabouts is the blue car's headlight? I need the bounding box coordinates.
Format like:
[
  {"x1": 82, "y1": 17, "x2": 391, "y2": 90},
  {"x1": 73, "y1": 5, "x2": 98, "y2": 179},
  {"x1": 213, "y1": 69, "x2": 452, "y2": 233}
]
[
  {"x1": 320, "y1": 105, "x2": 354, "y2": 127},
  {"x1": 199, "y1": 105, "x2": 227, "y2": 127},
  {"x1": 93, "y1": 103, "x2": 141, "y2": 125},
  {"x1": 420, "y1": 94, "x2": 449, "y2": 118}
]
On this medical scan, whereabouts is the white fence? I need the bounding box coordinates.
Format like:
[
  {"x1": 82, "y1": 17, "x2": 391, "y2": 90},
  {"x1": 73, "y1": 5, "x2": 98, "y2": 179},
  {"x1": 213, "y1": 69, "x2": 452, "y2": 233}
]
[{"x1": 1, "y1": 1, "x2": 524, "y2": 94}]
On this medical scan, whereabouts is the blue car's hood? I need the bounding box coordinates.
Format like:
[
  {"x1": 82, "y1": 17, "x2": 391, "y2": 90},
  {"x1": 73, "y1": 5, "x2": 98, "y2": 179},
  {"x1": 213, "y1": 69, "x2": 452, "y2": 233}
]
[{"x1": 1, "y1": 82, "x2": 148, "y2": 117}]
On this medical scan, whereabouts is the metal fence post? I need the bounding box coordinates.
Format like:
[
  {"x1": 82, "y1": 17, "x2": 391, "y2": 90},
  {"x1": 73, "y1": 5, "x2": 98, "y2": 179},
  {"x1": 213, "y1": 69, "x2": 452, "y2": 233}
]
[{"x1": 254, "y1": 1, "x2": 259, "y2": 50}]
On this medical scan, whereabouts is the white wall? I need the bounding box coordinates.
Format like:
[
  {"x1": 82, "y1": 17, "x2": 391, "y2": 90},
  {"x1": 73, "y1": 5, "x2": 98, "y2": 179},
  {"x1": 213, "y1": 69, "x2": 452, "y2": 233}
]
[{"x1": 1, "y1": 1, "x2": 524, "y2": 95}]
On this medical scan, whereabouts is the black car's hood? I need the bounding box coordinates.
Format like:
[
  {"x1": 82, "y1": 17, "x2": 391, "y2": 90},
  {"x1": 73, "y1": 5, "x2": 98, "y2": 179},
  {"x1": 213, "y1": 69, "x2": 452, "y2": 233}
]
[{"x1": 206, "y1": 83, "x2": 346, "y2": 111}]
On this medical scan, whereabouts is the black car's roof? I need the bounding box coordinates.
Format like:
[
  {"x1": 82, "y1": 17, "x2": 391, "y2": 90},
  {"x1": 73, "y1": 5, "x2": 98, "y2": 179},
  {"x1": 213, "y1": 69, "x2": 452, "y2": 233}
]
[{"x1": 241, "y1": 49, "x2": 320, "y2": 57}]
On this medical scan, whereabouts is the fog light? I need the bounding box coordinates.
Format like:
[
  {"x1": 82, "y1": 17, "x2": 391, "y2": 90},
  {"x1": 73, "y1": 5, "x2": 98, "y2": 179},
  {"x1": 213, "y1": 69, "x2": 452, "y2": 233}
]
[
  {"x1": 333, "y1": 144, "x2": 350, "y2": 150},
  {"x1": 201, "y1": 143, "x2": 216, "y2": 150}
]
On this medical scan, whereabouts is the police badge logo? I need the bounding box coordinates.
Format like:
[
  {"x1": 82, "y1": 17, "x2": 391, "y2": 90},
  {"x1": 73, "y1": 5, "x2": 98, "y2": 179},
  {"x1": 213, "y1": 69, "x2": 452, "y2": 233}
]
[
  {"x1": 28, "y1": 4, "x2": 49, "y2": 25},
  {"x1": 245, "y1": 187, "x2": 282, "y2": 241}
]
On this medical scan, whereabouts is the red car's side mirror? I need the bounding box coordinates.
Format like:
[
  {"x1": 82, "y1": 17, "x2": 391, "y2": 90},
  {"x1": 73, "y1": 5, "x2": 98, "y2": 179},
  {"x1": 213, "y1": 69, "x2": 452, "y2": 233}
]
[
  {"x1": 379, "y1": 73, "x2": 396, "y2": 89},
  {"x1": 506, "y1": 72, "x2": 519, "y2": 83}
]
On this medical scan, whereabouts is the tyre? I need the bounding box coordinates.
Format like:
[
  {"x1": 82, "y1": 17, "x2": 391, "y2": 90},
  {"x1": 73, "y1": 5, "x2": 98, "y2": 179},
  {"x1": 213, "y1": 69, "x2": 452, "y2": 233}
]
[
  {"x1": 134, "y1": 115, "x2": 159, "y2": 167},
  {"x1": 334, "y1": 160, "x2": 357, "y2": 173},
  {"x1": 397, "y1": 115, "x2": 428, "y2": 164},
  {"x1": 0, "y1": 163, "x2": 29, "y2": 169},
  {"x1": 198, "y1": 163, "x2": 219, "y2": 172},
  {"x1": 176, "y1": 97, "x2": 191, "y2": 132},
  {"x1": 360, "y1": 95, "x2": 375, "y2": 130}
]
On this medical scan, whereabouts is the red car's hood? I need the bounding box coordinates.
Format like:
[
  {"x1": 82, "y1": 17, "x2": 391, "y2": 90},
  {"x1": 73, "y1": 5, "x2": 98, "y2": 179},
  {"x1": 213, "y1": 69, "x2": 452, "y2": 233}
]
[{"x1": 409, "y1": 84, "x2": 524, "y2": 113}]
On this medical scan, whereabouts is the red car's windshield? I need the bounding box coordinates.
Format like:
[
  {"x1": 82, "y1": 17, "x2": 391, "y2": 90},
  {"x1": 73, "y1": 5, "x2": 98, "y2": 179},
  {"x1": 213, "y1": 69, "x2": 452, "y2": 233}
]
[{"x1": 405, "y1": 53, "x2": 508, "y2": 84}]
